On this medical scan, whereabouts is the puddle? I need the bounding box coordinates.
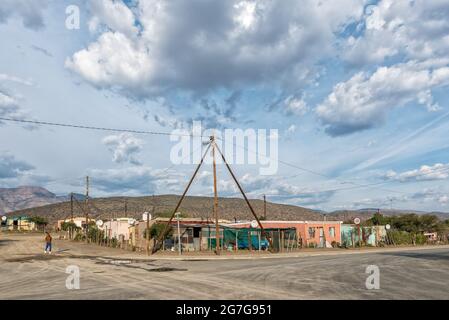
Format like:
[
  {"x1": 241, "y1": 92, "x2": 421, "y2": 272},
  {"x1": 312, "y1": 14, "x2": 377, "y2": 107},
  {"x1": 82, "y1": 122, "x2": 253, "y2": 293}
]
[
  {"x1": 181, "y1": 259, "x2": 209, "y2": 262},
  {"x1": 147, "y1": 267, "x2": 187, "y2": 272}
]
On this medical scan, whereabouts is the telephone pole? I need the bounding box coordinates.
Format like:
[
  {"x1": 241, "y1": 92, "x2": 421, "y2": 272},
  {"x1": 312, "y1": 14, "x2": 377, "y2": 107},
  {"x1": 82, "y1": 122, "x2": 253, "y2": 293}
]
[
  {"x1": 70, "y1": 192, "x2": 74, "y2": 239},
  {"x1": 85, "y1": 176, "x2": 89, "y2": 243},
  {"x1": 70, "y1": 193, "x2": 74, "y2": 221},
  {"x1": 211, "y1": 136, "x2": 220, "y2": 254},
  {"x1": 124, "y1": 199, "x2": 128, "y2": 218},
  {"x1": 263, "y1": 194, "x2": 267, "y2": 220}
]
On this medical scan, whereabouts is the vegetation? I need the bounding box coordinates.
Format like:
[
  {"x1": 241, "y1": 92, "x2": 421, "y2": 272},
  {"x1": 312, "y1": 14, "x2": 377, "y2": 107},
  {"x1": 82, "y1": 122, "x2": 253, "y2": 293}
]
[
  {"x1": 365, "y1": 213, "x2": 444, "y2": 232},
  {"x1": 365, "y1": 213, "x2": 449, "y2": 245},
  {"x1": 29, "y1": 216, "x2": 48, "y2": 231},
  {"x1": 143, "y1": 223, "x2": 173, "y2": 240},
  {"x1": 61, "y1": 221, "x2": 80, "y2": 232}
]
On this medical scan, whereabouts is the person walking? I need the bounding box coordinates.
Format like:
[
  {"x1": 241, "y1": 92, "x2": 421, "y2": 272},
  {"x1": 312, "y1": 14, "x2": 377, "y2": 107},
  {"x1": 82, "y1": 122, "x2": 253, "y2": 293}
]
[{"x1": 44, "y1": 232, "x2": 52, "y2": 254}]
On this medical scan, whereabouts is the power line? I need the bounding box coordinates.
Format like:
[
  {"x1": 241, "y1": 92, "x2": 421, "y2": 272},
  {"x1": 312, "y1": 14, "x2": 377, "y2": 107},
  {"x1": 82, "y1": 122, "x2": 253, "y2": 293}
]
[
  {"x1": 220, "y1": 137, "x2": 408, "y2": 194},
  {"x1": 0, "y1": 117, "x2": 206, "y2": 138},
  {"x1": 4, "y1": 116, "x2": 449, "y2": 198}
]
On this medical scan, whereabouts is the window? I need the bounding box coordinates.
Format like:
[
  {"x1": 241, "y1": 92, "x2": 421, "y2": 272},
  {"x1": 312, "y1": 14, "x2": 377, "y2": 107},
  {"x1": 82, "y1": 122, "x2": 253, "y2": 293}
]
[
  {"x1": 329, "y1": 227, "x2": 336, "y2": 237},
  {"x1": 308, "y1": 227, "x2": 316, "y2": 238}
]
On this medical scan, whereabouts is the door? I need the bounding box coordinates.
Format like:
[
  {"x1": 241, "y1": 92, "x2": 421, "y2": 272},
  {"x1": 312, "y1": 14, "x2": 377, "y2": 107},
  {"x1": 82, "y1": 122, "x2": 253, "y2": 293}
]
[{"x1": 319, "y1": 227, "x2": 325, "y2": 248}]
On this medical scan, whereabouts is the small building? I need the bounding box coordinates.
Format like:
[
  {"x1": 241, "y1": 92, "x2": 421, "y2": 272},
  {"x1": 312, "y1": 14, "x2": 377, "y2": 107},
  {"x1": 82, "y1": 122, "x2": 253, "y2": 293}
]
[
  {"x1": 3, "y1": 216, "x2": 36, "y2": 231},
  {"x1": 56, "y1": 217, "x2": 95, "y2": 231},
  {"x1": 424, "y1": 232, "x2": 438, "y2": 242},
  {"x1": 101, "y1": 218, "x2": 136, "y2": 241},
  {"x1": 341, "y1": 225, "x2": 388, "y2": 247},
  {"x1": 226, "y1": 220, "x2": 343, "y2": 248}
]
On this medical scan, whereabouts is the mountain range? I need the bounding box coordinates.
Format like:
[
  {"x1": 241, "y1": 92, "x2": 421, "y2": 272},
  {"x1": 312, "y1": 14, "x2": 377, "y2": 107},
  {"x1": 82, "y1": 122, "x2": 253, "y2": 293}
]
[{"x1": 2, "y1": 186, "x2": 448, "y2": 223}]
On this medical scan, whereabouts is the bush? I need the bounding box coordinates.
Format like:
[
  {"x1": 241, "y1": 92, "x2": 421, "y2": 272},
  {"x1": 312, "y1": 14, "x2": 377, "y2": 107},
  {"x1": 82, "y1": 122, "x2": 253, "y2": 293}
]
[
  {"x1": 74, "y1": 233, "x2": 85, "y2": 241},
  {"x1": 143, "y1": 223, "x2": 173, "y2": 240}
]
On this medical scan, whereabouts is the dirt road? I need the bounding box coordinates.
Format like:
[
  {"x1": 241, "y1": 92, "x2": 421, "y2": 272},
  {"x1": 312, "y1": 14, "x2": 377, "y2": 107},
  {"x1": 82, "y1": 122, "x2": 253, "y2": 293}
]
[{"x1": 1, "y1": 233, "x2": 448, "y2": 299}]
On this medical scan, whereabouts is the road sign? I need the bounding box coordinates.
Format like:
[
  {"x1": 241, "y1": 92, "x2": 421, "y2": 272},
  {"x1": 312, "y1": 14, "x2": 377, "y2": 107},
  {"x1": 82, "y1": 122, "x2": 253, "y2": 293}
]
[
  {"x1": 1, "y1": 216, "x2": 6, "y2": 222},
  {"x1": 96, "y1": 220, "x2": 103, "y2": 227},
  {"x1": 354, "y1": 217, "x2": 361, "y2": 225},
  {"x1": 250, "y1": 220, "x2": 258, "y2": 228},
  {"x1": 386, "y1": 224, "x2": 391, "y2": 230}
]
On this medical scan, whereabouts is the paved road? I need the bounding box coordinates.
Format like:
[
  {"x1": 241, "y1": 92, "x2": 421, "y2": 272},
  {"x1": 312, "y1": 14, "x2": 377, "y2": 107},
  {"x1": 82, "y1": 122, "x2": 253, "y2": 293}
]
[{"x1": 1, "y1": 233, "x2": 448, "y2": 299}]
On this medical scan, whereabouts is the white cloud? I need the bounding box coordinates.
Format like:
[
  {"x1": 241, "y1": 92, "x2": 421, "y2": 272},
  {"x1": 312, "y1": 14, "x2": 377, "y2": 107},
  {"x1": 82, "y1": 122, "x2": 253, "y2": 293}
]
[
  {"x1": 102, "y1": 133, "x2": 145, "y2": 165},
  {"x1": 0, "y1": 89, "x2": 29, "y2": 124},
  {"x1": 88, "y1": 0, "x2": 138, "y2": 37},
  {"x1": 86, "y1": 165, "x2": 185, "y2": 195},
  {"x1": 385, "y1": 163, "x2": 449, "y2": 182},
  {"x1": 286, "y1": 124, "x2": 296, "y2": 134},
  {"x1": 0, "y1": 73, "x2": 34, "y2": 86},
  {"x1": 342, "y1": 0, "x2": 449, "y2": 65},
  {"x1": 0, "y1": 152, "x2": 34, "y2": 179},
  {"x1": 316, "y1": 59, "x2": 449, "y2": 136},
  {"x1": 66, "y1": 0, "x2": 365, "y2": 98},
  {"x1": 284, "y1": 95, "x2": 308, "y2": 116},
  {"x1": 0, "y1": 0, "x2": 47, "y2": 30}
]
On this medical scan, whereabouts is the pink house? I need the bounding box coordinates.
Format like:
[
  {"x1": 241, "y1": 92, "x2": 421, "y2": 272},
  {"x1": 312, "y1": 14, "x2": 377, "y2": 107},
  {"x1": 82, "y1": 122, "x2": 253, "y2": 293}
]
[{"x1": 226, "y1": 220, "x2": 342, "y2": 248}]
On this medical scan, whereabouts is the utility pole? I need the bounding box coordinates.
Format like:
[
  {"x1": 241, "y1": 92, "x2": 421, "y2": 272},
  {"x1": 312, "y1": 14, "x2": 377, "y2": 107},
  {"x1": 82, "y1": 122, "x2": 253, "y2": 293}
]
[
  {"x1": 145, "y1": 211, "x2": 150, "y2": 255},
  {"x1": 70, "y1": 193, "x2": 74, "y2": 240},
  {"x1": 85, "y1": 176, "x2": 89, "y2": 243},
  {"x1": 211, "y1": 136, "x2": 220, "y2": 254},
  {"x1": 175, "y1": 212, "x2": 182, "y2": 256},
  {"x1": 70, "y1": 193, "x2": 74, "y2": 221},
  {"x1": 124, "y1": 199, "x2": 128, "y2": 218},
  {"x1": 263, "y1": 195, "x2": 267, "y2": 220}
]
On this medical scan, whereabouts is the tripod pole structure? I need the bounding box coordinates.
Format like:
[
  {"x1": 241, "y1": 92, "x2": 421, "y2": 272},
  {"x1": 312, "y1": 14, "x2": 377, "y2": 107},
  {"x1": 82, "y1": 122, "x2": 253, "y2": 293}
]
[
  {"x1": 214, "y1": 144, "x2": 275, "y2": 252},
  {"x1": 211, "y1": 136, "x2": 220, "y2": 254},
  {"x1": 152, "y1": 142, "x2": 212, "y2": 254}
]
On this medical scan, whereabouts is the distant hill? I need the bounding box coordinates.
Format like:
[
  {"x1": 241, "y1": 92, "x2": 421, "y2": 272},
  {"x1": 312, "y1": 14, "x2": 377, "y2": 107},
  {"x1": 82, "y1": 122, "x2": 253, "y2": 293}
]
[
  {"x1": 4, "y1": 187, "x2": 449, "y2": 224},
  {"x1": 328, "y1": 208, "x2": 449, "y2": 222},
  {"x1": 0, "y1": 186, "x2": 63, "y2": 214},
  {"x1": 7, "y1": 194, "x2": 325, "y2": 223}
]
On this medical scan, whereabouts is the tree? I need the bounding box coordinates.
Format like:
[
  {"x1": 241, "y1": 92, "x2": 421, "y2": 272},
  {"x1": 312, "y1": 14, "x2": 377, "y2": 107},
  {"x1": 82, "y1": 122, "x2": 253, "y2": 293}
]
[
  {"x1": 61, "y1": 221, "x2": 80, "y2": 232},
  {"x1": 144, "y1": 223, "x2": 173, "y2": 239},
  {"x1": 29, "y1": 216, "x2": 48, "y2": 231},
  {"x1": 367, "y1": 212, "x2": 389, "y2": 226}
]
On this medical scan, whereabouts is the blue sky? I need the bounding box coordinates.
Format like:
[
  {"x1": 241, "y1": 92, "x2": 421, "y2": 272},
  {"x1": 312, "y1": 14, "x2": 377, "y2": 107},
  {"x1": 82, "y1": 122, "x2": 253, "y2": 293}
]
[{"x1": 1, "y1": 0, "x2": 449, "y2": 212}]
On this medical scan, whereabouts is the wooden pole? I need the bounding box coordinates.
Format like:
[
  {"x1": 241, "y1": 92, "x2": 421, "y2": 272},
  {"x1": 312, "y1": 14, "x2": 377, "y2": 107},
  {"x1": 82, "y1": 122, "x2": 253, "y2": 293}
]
[
  {"x1": 214, "y1": 144, "x2": 275, "y2": 252},
  {"x1": 263, "y1": 195, "x2": 266, "y2": 220},
  {"x1": 152, "y1": 143, "x2": 211, "y2": 253},
  {"x1": 146, "y1": 211, "x2": 150, "y2": 255},
  {"x1": 212, "y1": 136, "x2": 220, "y2": 254},
  {"x1": 124, "y1": 200, "x2": 128, "y2": 218},
  {"x1": 70, "y1": 193, "x2": 74, "y2": 240},
  {"x1": 85, "y1": 176, "x2": 89, "y2": 243}
]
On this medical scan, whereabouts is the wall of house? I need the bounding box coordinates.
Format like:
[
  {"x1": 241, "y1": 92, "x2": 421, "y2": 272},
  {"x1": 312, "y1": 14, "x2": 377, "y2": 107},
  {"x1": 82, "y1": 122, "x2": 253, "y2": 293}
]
[
  {"x1": 224, "y1": 221, "x2": 342, "y2": 248},
  {"x1": 102, "y1": 221, "x2": 132, "y2": 240}
]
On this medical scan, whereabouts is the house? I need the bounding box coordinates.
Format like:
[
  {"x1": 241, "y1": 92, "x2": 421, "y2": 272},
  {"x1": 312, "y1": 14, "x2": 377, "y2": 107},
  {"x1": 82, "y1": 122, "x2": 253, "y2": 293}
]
[
  {"x1": 128, "y1": 216, "x2": 230, "y2": 252},
  {"x1": 3, "y1": 216, "x2": 36, "y2": 231},
  {"x1": 225, "y1": 220, "x2": 343, "y2": 248},
  {"x1": 340, "y1": 225, "x2": 388, "y2": 247},
  {"x1": 100, "y1": 218, "x2": 136, "y2": 242},
  {"x1": 424, "y1": 232, "x2": 438, "y2": 242},
  {"x1": 56, "y1": 217, "x2": 95, "y2": 231}
]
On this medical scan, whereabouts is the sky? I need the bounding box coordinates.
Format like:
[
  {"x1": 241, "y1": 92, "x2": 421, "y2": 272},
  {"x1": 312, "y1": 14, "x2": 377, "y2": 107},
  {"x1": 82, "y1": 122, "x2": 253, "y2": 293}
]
[{"x1": 1, "y1": 0, "x2": 449, "y2": 212}]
